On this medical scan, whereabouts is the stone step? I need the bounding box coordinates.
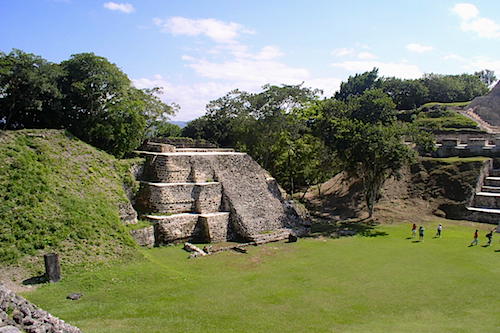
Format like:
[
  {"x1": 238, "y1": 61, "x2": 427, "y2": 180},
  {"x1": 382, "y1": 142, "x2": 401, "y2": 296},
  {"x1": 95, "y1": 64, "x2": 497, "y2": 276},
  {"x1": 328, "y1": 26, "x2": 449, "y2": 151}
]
[
  {"x1": 481, "y1": 185, "x2": 500, "y2": 193},
  {"x1": 489, "y1": 169, "x2": 500, "y2": 177},
  {"x1": 472, "y1": 192, "x2": 500, "y2": 209},
  {"x1": 175, "y1": 148, "x2": 235, "y2": 153},
  {"x1": 248, "y1": 229, "x2": 291, "y2": 244},
  {"x1": 144, "y1": 212, "x2": 230, "y2": 245},
  {"x1": 144, "y1": 212, "x2": 200, "y2": 222},
  {"x1": 135, "y1": 150, "x2": 245, "y2": 156},
  {"x1": 484, "y1": 177, "x2": 500, "y2": 187},
  {"x1": 140, "y1": 181, "x2": 219, "y2": 186},
  {"x1": 467, "y1": 207, "x2": 500, "y2": 224},
  {"x1": 136, "y1": 182, "x2": 222, "y2": 214}
]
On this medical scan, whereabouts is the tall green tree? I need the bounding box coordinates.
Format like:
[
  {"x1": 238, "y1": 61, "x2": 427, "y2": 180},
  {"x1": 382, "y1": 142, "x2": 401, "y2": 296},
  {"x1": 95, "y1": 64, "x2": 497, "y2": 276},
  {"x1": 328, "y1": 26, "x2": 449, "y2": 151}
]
[
  {"x1": 381, "y1": 77, "x2": 428, "y2": 110},
  {"x1": 0, "y1": 49, "x2": 62, "y2": 129},
  {"x1": 350, "y1": 88, "x2": 396, "y2": 124},
  {"x1": 334, "y1": 68, "x2": 380, "y2": 101},
  {"x1": 59, "y1": 53, "x2": 175, "y2": 157},
  {"x1": 323, "y1": 119, "x2": 416, "y2": 217}
]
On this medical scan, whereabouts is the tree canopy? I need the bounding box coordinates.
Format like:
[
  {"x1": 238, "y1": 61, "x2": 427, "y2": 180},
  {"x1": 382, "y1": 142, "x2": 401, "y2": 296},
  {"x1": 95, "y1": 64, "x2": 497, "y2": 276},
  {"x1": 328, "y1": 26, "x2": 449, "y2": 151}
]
[{"x1": 0, "y1": 50, "x2": 176, "y2": 157}]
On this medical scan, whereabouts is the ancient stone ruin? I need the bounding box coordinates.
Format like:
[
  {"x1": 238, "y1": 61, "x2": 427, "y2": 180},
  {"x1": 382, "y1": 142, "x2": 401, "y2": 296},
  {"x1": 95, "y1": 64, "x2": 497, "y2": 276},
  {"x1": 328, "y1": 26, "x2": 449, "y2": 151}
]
[
  {"x1": 130, "y1": 141, "x2": 310, "y2": 247},
  {"x1": 0, "y1": 284, "x2": 81, "y2": 333},
  {"x1": 468, "y1": 81, "x2": 500, "y2": 128},
  {"x1": 467, "y1": 159, "x2": 500, "y2": 224},
  {"x1": 433, "y1": 137, "x2": 500, "y2": 157}
]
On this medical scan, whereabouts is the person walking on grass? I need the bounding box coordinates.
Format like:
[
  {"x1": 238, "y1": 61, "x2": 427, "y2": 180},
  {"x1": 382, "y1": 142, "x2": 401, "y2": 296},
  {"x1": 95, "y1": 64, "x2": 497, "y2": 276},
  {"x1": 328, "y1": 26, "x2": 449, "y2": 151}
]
[
  {"x1": 419, "y1": 226, "x2": 425, "y2": 241},
  {"x1": 485, "y1": 230, "x2": 494, "y2": 246},
  {"x1": 470, "y1": 229, "x2": 479, "y2": 246},
  {"x1": 436, "y1": 223, "x2": 443, "y2": 238},
  {"x1": 412, "y1": 223, "x2": 417, "y2": 239}
]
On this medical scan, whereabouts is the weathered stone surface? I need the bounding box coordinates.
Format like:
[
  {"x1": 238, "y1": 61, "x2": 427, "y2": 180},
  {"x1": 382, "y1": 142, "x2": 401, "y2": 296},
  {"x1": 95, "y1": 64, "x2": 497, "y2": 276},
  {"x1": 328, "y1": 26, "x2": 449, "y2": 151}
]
[
  {"x1": 468, "y1": 81, "x2": 500, "y2": 126},
  {"x1": 0, "y1": 326, "x2": 21, "y2": 333},
  {"x1": 183, "y1": 242, "x2": 207, "y2": 257},
  {"x1": 153, "y1": 214, "x2": 201, "y2": 245},
  {"x1": 66, "y1": 293, "x2": 83, "y2": 301},
  {"x1": 130, "y1": 226, "x2": 155, "y2": 247},
  {"x1": 118, "y1": 201, "x2": 138, "y2": 224},
  {"x1": 199, "y1": 213, "x2": 229, "y2": 242},
  {"x1": 135, "y1": 182, "x2": 222, "y2": 214},
  {"x1": 0, "y1": 284, "x2": 81, "y2": 333},
  {"x1": 140, "y1": 141, "x2": 176, "y2": 153},
  {"x1": 43, "y1": 253, "x2": 61, "y2": 283}
]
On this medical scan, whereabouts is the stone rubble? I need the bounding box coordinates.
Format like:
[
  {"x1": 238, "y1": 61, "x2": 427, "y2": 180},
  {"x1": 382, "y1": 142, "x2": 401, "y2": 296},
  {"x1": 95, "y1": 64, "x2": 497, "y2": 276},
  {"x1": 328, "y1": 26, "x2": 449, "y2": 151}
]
[{"x1": 0, "y1": 284, "x2": 81, "y2": 333}]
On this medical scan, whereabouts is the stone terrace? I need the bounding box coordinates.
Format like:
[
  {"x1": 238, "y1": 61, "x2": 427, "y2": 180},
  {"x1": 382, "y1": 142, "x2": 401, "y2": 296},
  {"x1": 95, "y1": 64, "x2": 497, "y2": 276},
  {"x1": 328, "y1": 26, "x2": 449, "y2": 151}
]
[{"x1": 130, "y1": 142, "x2": 309, "y2": 247}]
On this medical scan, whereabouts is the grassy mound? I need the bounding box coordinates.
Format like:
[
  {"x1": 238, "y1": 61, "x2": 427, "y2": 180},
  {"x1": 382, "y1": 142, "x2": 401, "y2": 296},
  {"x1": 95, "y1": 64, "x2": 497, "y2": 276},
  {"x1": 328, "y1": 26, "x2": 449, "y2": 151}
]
[
  {"x1": 414, "y1": 106, "x2": 478, "y2": 132},
  {"x1": 0, "y1": 129, "x2": 139, "y2": 268},
  {"x1": 23, "y1": 221, "x2": 499, "y2": 332}
]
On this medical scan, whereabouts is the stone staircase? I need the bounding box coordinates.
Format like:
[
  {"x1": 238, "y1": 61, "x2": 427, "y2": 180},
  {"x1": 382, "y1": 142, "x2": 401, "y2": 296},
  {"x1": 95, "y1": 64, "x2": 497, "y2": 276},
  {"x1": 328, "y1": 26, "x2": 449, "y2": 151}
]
[
  {"x1": 132, "y1": 149, "x2": 231, "y2": 246},
  {"x1": 467, "y1": 166, "x2": 500, "y2": 224},
  {"x1": 461, "y1": 108, "x2": 500, "y2": 133}
]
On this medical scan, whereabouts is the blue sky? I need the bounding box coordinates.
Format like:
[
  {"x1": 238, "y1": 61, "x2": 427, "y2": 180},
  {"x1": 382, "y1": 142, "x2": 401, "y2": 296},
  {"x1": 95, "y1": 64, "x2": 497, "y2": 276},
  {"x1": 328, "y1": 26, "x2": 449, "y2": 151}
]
[{"x1": 2, "y1": 1, "x2": 500, "y2": 120}]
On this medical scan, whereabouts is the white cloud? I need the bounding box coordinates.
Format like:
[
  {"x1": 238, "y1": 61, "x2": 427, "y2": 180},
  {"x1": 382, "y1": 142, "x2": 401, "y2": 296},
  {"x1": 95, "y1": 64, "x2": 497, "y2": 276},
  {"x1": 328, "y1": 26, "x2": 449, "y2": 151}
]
[
  {"x1": 254, "y1": 46, "x2": 284, "y2": 60},
  {"x1": 147, "y1": 17, "x2": 342, "y2": 120},
  {"x1": 451, "y1": 3, "x2": 479, "y2": 21},
  {"x1": 153, "y1": 16, "x2": 254, "y2": 43},
  {"x1": 305, "y1": 78, "x2": 342, "y2": 95},
  {"x1": 103, "y1": 2, "x2": 134, "y2": 14},
  {"x1": 331, "y1": 60, "x2": 422, "y2": 79},
  {"x1": 465, "y1": 56, "x2": 500, "y2": 75},
  {"x1": 443, "y1": 53, "x2": 466, "y2": 61},
  {"x1": 331, "y1": 48, "x2": 354, "y2": 57},
  {"x1": 406, "y1": 43, "x2": 433, "y2": 53},
  {"x1": 185, "y1": 58, "x2": 310, "y2": 84},
  {"x1": 357, "y1": 52, "x2": 377, "y2": 60},
  {"x1": 134, "y1": 75, "x2": 238, "y2": 121},
  {"x1": 133, "y1": 74, "x2": 342, "y2": 121},
  {"x1": 452, "y1": 3, "x2": 500, "y2": 38}
]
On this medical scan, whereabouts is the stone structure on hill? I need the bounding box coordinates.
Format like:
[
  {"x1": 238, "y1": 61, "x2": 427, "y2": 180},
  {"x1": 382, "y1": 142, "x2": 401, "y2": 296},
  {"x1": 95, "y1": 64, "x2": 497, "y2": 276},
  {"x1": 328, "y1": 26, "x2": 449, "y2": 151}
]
[
  {"x1": 130, "y1": 142, "x2": 310, "y2": 247},
  {"x1": 467, "y1": 81, "x2": 500, "y2": 130},
  {"x1": 432, "y1": 137, "x2": 500, "y2": 157},
  {"x1": 466, "y1": 159, "x2": 500, "y2": 227}
]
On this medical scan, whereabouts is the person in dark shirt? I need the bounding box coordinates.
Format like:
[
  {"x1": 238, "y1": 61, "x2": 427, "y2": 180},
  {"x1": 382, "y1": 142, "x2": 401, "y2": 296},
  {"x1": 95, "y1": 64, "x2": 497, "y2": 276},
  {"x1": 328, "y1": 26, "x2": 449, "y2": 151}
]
[
  {"x1": 485, "y1": 230, "x2": 493, "y2": 246},
  {"x1": 419, "y1": 226, "x2": 425, "y2": 241}
]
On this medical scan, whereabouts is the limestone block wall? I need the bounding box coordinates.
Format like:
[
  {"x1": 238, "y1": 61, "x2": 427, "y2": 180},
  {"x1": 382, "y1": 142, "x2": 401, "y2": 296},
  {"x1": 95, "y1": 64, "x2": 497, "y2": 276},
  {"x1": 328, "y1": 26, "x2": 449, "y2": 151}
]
[
  {"x1": 135, "y1": 182, "x2": 222, "y2": 214},
  {"x1": 0, "y1": 284, "x2": 81, "y2": 332},
  {"x1": 141, "y1": 154, "x2": 216, "y2": 183},
  {"x1": 153, "y1": 214, "x2": 202, "y2": 245},
  {"x1": 199, "y1": 213, "x2": 230, "y2": 242}
]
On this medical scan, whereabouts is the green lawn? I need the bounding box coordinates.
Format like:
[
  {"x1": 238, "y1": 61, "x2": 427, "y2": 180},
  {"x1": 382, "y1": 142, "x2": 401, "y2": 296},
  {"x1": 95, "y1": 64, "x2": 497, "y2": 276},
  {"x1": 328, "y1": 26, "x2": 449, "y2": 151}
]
[{"x1": 24, "y1": 221, "x2": 499, "y2": 333}]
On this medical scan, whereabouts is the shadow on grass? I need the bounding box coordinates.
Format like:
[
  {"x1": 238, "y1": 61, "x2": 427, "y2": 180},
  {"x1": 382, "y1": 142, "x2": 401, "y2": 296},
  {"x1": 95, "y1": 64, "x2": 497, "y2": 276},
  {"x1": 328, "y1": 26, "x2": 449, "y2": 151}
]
[
  {"x1": 22, "y1": 274, "x2": 47, "y2": 285},
  {"x1": 308, "y1": 218, "x2": 388, "y2": 238}
]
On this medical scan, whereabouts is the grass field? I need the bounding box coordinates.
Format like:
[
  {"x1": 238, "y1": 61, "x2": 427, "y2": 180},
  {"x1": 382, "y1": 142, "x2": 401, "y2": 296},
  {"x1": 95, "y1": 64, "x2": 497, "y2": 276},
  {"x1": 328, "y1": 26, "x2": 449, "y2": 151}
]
[{"x1": 23, "y1": 221, "x2": 499, "y2": 333}]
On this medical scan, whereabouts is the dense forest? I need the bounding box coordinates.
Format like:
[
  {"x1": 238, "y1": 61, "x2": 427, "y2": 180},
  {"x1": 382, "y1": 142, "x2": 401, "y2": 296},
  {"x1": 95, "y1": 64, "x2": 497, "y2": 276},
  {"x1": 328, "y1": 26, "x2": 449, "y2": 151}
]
[{"x1": 0, "y1": 49, "x2": 495, "y2": 215}]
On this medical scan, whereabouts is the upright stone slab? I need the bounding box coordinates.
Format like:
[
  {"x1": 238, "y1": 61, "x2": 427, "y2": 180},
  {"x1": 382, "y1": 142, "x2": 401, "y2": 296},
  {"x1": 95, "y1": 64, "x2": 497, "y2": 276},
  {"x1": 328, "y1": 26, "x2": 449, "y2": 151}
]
[{"x1": 44, "y1": 253, "x2": 61, "y2": 283}]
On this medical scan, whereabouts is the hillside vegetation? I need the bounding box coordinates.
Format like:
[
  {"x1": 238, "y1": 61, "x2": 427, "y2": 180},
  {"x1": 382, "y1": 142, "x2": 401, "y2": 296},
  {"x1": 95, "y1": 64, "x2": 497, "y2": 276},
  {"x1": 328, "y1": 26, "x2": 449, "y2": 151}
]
[{"x1": 0, "y1": 129, "x2": 139, "y2": 268}]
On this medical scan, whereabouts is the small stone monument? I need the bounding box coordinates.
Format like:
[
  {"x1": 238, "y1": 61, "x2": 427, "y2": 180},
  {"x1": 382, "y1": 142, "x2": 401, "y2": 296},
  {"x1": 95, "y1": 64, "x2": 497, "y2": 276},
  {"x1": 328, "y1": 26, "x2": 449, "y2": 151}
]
[{"x1": 44, "y1": 253, "x2": 61, "y2": 282}]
